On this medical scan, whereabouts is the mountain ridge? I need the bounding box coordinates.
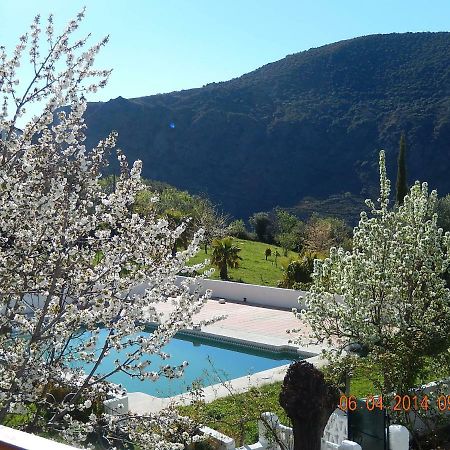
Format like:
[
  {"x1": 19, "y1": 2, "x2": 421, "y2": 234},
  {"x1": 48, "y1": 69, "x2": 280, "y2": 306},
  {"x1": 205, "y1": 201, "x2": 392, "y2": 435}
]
[{"x1": 84, "y1": 31, "x2": 450, "y2": 219}]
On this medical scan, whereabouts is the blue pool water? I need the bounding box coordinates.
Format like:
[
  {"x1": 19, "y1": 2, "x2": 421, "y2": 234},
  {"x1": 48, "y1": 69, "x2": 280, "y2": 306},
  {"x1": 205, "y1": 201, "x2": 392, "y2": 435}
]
[{"x1": 73, "y1": 328, "x2": 300, "y2": 398}]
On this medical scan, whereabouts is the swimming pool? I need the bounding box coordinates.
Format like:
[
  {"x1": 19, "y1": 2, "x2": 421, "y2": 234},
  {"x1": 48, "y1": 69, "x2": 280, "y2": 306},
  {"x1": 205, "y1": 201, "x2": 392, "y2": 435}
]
[{"x1": 73, "y1": 328, "x2": 301, "y2": 398}]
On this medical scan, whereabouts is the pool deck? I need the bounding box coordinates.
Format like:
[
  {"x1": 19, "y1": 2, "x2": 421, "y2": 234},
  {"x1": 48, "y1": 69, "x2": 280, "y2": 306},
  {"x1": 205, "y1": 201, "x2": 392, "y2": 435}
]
[{"x1": 127, "y1": 298, "x2": 326, "y2": 414}]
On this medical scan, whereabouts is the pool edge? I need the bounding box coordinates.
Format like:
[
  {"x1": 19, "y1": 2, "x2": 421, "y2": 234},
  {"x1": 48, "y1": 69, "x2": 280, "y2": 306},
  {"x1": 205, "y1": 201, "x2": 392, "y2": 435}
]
[{"x1": 127, "y1": 325, "x2": 324, "y2": 414}]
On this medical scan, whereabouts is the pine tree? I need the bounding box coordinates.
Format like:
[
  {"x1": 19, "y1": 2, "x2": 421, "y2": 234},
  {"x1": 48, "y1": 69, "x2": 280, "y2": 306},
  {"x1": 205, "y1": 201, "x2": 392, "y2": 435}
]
[{"x1": 396, "y1": 133, "x2": 408, "y2": 205}]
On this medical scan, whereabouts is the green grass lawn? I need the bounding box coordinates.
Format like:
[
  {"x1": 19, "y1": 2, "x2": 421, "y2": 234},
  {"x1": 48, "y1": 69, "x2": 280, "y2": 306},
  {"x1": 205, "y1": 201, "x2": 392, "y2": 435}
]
[
  {"x1": 179, "y1": 382, "x2": 289, "y2": 446},
  {"x1": 188, "y1": 238, "x2": 298, "y2": 287},
  {"x1": 349, "y1": 356, "x2": 450, "y2": 398}
]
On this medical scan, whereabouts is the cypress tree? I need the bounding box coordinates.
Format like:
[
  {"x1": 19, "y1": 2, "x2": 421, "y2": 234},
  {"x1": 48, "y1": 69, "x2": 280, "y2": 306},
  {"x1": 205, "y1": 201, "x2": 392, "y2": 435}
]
[{"x1": 396, "y1": 133, "x2": 408, "y2": 205}]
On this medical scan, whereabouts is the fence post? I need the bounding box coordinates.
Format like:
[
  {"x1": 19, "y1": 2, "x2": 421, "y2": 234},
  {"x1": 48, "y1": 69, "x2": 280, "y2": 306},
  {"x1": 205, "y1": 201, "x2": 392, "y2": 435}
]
[
  {"x1": 389, "y1": 425, "x2": 409, "y2": 450},
  {"x1": 259, "y1": 412, "x2": 280, "y2": 448}
]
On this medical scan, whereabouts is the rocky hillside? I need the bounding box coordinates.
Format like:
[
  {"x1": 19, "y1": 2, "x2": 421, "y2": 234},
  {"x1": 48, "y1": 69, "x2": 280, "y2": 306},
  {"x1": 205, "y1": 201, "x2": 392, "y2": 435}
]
[{"x1": 84, "y1": 32, "x2": 450, "y2": 219}]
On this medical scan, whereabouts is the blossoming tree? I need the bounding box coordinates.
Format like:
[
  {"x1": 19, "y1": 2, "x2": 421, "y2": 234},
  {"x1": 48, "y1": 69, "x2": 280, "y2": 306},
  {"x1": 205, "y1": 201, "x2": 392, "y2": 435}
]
[
  {"x1": 0, "y1": 11, "x2": 211, "y2": 449},
  {"x1": 297, "y1": 150, "x2": 450, "y2": 402}
]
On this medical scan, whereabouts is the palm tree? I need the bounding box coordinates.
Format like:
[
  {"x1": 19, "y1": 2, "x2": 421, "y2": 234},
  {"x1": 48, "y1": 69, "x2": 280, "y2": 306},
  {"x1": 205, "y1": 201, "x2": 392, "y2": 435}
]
[{"x1": 210, "y1": 237, "x2": 242, "y2": 280}]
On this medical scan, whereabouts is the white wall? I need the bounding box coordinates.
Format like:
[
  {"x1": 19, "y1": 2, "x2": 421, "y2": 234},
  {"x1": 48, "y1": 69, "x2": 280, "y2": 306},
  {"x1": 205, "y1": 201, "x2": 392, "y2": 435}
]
[
  {"x1": 0, "y1": 425, "x2": 82, "y2": 449},
  {"x1": 104, "y1": 393, "x2": 129, "y2": 415},
  {"x1": 3, "y1": 277, "x2": 307, "y2": 314},
  {"x1": 176, "y1": 276, "x2": 307, "y2": 310}
]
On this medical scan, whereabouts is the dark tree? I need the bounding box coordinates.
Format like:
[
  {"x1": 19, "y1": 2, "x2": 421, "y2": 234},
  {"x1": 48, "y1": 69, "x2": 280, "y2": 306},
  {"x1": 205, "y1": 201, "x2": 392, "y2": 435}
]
[
  {"x1": 279, "y1": 361, "x2": 339, "y2": 450},
  {"x1": 249, "y1": 212, "x2": 275, "y2": 243},
  {"x1": 396, "y1": 133, "x2": 408, "y2": 206}
]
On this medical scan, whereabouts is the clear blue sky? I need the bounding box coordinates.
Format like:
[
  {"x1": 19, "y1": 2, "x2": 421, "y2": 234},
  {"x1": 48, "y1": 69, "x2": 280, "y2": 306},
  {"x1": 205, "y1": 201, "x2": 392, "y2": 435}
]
[{"x1": 1, "y1": 0, "x2": 449, "y2": 103}]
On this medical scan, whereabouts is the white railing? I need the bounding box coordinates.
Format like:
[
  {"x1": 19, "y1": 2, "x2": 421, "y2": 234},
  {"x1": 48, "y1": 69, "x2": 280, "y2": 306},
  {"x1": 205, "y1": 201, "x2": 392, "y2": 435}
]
[{"x1": 201, "y1": 410, "x2": 410, "y2": 450}]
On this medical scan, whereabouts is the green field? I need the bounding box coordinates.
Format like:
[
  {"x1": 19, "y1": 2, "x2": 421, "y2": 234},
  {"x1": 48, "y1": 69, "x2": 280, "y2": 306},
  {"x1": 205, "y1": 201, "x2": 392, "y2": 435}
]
[{"x1": 188, "y1": 238, "x2": 298, "y2": 287}]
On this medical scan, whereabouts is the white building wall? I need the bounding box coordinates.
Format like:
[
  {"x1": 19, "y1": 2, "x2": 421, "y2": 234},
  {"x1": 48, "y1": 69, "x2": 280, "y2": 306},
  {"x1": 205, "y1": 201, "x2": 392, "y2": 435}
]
[{"x1": 176, "y1": 276, "x2": 307, "y2": 310}]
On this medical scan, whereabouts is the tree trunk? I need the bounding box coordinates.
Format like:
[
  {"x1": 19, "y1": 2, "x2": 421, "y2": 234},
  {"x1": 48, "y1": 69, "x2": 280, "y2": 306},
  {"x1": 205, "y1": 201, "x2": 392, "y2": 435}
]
[
  {"x1": 279, "y1": 361, "x2": 339, "y2": 450},
  {"x1": 292, "y1": 424, "x2": 323, "y2": 450},
  {"x1": 219, "y1": 265, "x2": 228, "y2": 280}
]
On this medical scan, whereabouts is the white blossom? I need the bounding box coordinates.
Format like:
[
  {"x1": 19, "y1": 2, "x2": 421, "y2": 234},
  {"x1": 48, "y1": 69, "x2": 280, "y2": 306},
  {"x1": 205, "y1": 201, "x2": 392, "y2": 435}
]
[
  {"x1": 296, "y1": 150, "x2": 450, "y2": 403},
  {"x1": 0, "y1": 10, "x2": 209, "y2": 449}
]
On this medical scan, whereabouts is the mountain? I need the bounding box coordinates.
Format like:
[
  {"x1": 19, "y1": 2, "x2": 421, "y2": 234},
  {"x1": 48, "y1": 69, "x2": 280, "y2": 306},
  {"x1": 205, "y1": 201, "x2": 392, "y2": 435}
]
[{"x1": 84, "y1": 32, "x2": 450, "y2": 220}]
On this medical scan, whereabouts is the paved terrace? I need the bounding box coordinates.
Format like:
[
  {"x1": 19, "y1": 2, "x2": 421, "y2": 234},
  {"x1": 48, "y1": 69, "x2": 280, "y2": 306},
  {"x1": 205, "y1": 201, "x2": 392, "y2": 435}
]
[
  {"x1": 163, "y1": 298, "x2": 315, "y2": 347},
  {"x1": 128, "y1": 299, "x2": 325, "y2": 414}
]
